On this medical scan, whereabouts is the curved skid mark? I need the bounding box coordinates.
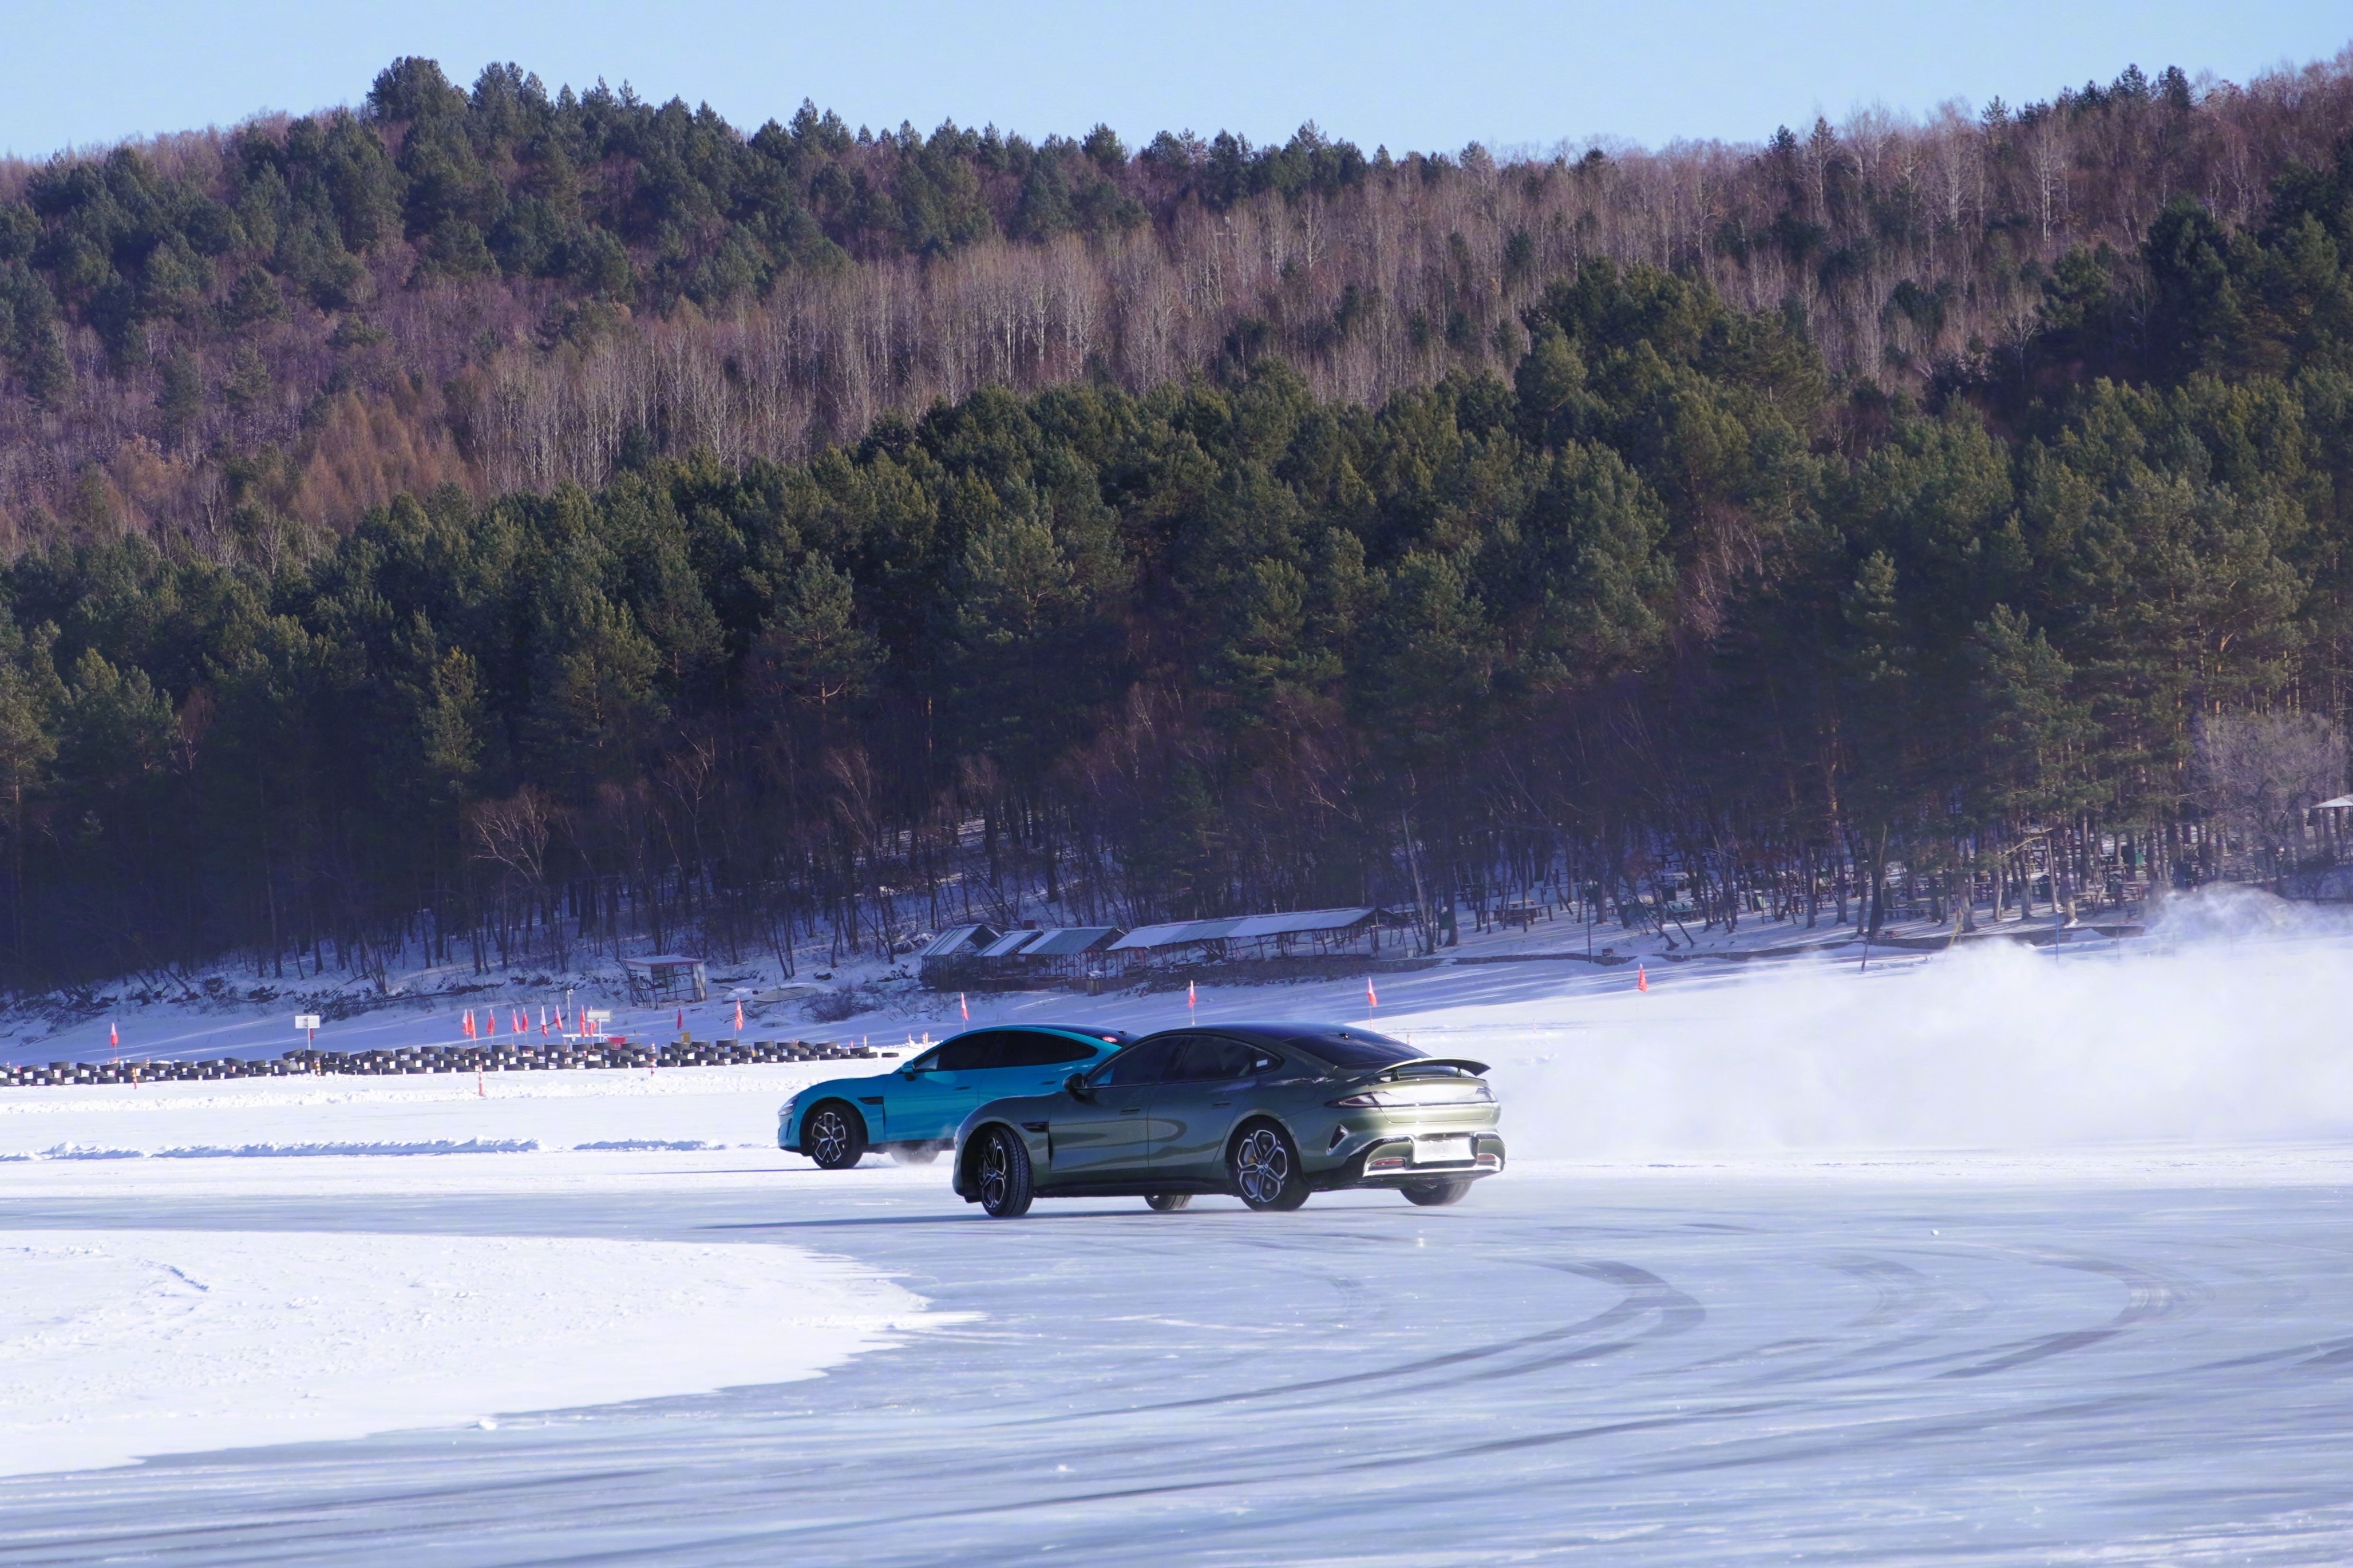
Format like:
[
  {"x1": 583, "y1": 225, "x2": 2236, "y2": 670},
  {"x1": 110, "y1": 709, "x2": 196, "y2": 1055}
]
[
  {"x1": 1936, "y1": 1325, "x2": 2124, "y2": 1379},
  {"x1": 994, "y1": 1254, "x2": 1701, "y2": 1426},
  {"x1": 1005, "y1": 1285, "x2": 1652, "y2": 1423},
  {"x1": 1933, "y1": 1252, "x2": 2201, "y2": 1381}
]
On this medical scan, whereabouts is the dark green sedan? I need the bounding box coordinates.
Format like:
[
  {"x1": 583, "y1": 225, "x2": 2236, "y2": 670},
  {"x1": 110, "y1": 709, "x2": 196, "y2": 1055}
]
[{"x1": 949, "y1": 1022, "x2": 1504, "y2": 1217}]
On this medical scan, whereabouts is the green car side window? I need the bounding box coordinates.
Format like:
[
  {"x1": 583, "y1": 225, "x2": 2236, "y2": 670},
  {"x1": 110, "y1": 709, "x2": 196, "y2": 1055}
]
[
  {"x1": 1091, "y1": 1038, "x2": 1177, "y2": 1087},
  {"x1": 1168, "y1": 1037, "x2": 1270, "y2": 1082}
]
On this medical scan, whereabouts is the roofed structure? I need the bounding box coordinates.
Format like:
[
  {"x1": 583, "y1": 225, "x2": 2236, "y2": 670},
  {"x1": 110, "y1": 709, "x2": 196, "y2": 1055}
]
[
  {"x1": 1109, "y1": 907, "x2": 1383, "y2": 962},
  {"x1": 978, "y1": 930, "x2": 1046, "y2": 959},
  {"x1": 1227, "y1": 908, "x2": 1378, "y2": 939},
  {"x1": 1019, "y1": 926, "x2": 1125, "y2": 957},
  {"x1": 916, "y1": 924, "x2": 999, "y2": 960}
]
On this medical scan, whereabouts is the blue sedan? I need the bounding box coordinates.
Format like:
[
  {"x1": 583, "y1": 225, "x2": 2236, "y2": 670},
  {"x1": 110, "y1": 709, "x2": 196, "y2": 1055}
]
[{"x1": 779, "y1": 1025, "x2": 1131, "y2": 1167}]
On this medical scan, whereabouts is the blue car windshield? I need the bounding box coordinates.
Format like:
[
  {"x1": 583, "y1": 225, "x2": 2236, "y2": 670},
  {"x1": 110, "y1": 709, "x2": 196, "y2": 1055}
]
[{"x1": 1288, "y1": 1028, "x2": 1421, "y2": 1069}]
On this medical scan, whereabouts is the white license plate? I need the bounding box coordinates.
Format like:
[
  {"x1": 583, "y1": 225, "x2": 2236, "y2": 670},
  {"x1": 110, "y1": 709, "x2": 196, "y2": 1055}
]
[{"x1": 1414, "y1": 1137, "x2": 1472, "y2": 1163}]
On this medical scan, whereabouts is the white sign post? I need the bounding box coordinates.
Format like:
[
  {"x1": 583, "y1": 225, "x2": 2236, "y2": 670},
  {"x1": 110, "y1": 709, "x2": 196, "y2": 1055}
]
[{"x1": 294, "y1": 1013, "x2": 322, "y2": 1070}]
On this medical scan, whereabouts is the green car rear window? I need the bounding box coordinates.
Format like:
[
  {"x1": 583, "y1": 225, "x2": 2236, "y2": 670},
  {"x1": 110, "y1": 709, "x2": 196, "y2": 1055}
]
[{"x1": 1288, "y1": 1028, "x2": 1421, "y2": 1069}]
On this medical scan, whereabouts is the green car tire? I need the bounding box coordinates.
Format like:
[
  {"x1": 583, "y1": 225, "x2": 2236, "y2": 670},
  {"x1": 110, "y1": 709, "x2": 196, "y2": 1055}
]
[
  {"x1": 977, "y1": 1124, "x2": 1034, "y2": 1217},
  {"x1": 1232, "y1": 1122, "x2": 1310, "y2": 1211}
]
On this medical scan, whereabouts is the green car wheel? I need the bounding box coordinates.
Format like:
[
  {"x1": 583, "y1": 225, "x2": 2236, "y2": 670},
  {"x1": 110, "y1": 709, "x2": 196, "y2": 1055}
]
[
  {"x1": 1232, "y1": 1122, "x2": 1309, "y2": 1211},
  {"x1": 976, "y1": 1125, "x2": 1034, "y2": 1218},
  {"x1": 1402, "y1": 1177, "x2": 1472, "y2": 1206}
]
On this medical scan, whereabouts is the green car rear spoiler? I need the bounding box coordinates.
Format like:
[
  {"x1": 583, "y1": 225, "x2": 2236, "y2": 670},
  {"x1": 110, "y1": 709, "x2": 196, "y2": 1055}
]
[{"x1": 1368, "y1": 1056, "x2": 1491, "y2": 1078}]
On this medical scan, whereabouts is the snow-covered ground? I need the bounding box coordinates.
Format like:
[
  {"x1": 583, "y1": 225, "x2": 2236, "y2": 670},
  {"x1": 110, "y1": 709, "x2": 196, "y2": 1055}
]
[
  {"x1": 5, "y1": 891, "x2": 2353, "y2": 1562},
  {"x1": 0, "y1": 1065, "x2": 825, "y2": 1161},
  {"x1": 7, "y1": 1150, "x2": 2353, "y2": 1565},
  {"x1": 0, "y1": 882, "x2": 2259, "y2": 1074},
  {"x1": 15, "y1": 901, "x2": 2353, "y2": 1165},
  {"x1": 1, "y1": 1228, "x2": 948, "y2": 1479}
]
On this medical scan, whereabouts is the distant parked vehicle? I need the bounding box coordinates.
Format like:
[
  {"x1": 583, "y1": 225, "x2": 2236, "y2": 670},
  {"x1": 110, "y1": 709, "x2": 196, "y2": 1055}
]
[
  {"x1": 780, "y1": 1025, "x2": 1130, "y2": 1168},
  {"x1": 950, "y1": 1023, "x2": 1504, "y2": 1217}
]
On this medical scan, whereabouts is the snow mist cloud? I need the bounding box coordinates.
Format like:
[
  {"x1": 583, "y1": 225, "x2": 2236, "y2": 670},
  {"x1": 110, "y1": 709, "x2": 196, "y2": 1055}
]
[{"x1": 1398, "y1": 889, "x2": 2353, "y2": 1158}]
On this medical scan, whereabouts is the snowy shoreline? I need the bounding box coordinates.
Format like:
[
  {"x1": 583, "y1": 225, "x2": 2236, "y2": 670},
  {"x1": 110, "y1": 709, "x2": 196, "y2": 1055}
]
[{"x1": 0, "y1": 1226, "x2": 954, "y2": 1481}]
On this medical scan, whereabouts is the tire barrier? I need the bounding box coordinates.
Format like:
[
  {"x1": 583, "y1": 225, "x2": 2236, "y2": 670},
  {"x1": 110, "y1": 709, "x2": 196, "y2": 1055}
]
[{"x1": 0, "y1": 1038, "x2": 873, "y2": 1091}]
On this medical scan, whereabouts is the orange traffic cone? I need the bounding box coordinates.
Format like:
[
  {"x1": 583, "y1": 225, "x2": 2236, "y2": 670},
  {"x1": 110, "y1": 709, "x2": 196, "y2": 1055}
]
[{"x1": 1636, "y1": 963, "x2": 1649, "y2": 993}]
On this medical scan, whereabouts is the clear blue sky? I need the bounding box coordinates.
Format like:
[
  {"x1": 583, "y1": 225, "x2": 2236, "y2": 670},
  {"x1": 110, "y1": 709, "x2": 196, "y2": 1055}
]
[{"x1": 5, "y1": 1, "x2": 2348, "y2": 161}]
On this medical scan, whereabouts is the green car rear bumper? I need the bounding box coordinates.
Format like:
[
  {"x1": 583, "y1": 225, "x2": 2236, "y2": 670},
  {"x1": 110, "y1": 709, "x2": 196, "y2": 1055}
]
[{"x1": 1319, "y1": 1130, "x2": 1506, "y2": 1190}]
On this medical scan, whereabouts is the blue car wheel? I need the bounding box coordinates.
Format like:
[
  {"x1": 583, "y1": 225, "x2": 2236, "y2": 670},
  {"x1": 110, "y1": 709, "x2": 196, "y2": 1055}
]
[{"x1": 806, "y1": 1101, "x2": 867, "y2": 1170}]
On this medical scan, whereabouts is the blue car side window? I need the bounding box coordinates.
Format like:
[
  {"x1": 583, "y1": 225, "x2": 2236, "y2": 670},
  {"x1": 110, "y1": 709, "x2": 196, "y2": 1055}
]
[
  {"x1": 935, "y1": 1034, "x2": 1009, "y2": 1073},
  {"x1": 1000, "y1": 1032, "x2": 1098, "y2": 1067}
]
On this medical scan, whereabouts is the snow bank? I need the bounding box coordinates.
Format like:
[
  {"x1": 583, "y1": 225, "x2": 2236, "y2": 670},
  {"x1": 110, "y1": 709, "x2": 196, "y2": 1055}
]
[
  {"x1": 0, "y1": 1228, "x2": 951, "y2": 1479},
  {"x1": 0, "y1": 1066, "x2": 820, "y2": 1160},
  {"x1": 26, "y1": 1138, "x2": 543, "y2": 1159}
]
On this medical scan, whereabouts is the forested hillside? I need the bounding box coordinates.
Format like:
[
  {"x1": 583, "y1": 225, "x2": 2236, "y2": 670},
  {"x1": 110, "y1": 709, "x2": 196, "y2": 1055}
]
[
  {"x1": 1, "y1": 52, "x2": 2352, "y2": 991},
  {"x1": 5, "y1": 53, "x2": 2353, "y2": 543}
]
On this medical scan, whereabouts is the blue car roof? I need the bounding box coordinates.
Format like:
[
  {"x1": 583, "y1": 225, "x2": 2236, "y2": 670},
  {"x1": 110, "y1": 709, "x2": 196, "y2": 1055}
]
[{"x1": 940, "y1": 1024, "x2": 1132, "y2": 1045}]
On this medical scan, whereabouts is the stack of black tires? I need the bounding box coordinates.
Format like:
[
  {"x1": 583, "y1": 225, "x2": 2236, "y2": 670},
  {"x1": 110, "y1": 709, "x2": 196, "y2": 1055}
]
[{"x1": 4, "y1": 1035, "x2": 877, "y2": 1091}]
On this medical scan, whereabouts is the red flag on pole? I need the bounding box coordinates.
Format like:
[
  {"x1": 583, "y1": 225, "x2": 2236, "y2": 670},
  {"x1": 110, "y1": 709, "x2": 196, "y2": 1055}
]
[
  {"x1": 1187, "y1": 979, "x2": 1196, "y2": 1011},
  {"x1": 109, "y1": 1020, "x2": 119, "y2": 1054},
  {"x1": 1636, "y1": 963, "x2": 1648, "y2": 993},
  {"x1": 487, "y1": 1008, "x2": 499, "y2": 1036},
  {"x1": 464, "y1": 1009, "x2": 476, "y2": 1039},
  {"x1": 736, "y1": 999, "x2": 746, "y2": 1031},
  {"x1": 675, "y1": 1008, "x2": 684, "y2": 1036},
  {"x1": 513, "y1": 1009, "x2": 524, "y2": 1034},
  {"x1": 1366, "y1": 976, "x2": 1378, "y2": 1007},
  {"x1": 959, "y1": 992, "x2": 970, "y2": 1021}
]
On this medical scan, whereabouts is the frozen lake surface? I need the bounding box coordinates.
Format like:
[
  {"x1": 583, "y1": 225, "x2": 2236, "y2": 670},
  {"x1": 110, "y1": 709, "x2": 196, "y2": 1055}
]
[
  {"x1": 6, "y1": 1155, "x2": 2353, "y2": 1565},
  {"x1": 10, "y1": 911, "x2": 2353, "y2": 1562}
]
